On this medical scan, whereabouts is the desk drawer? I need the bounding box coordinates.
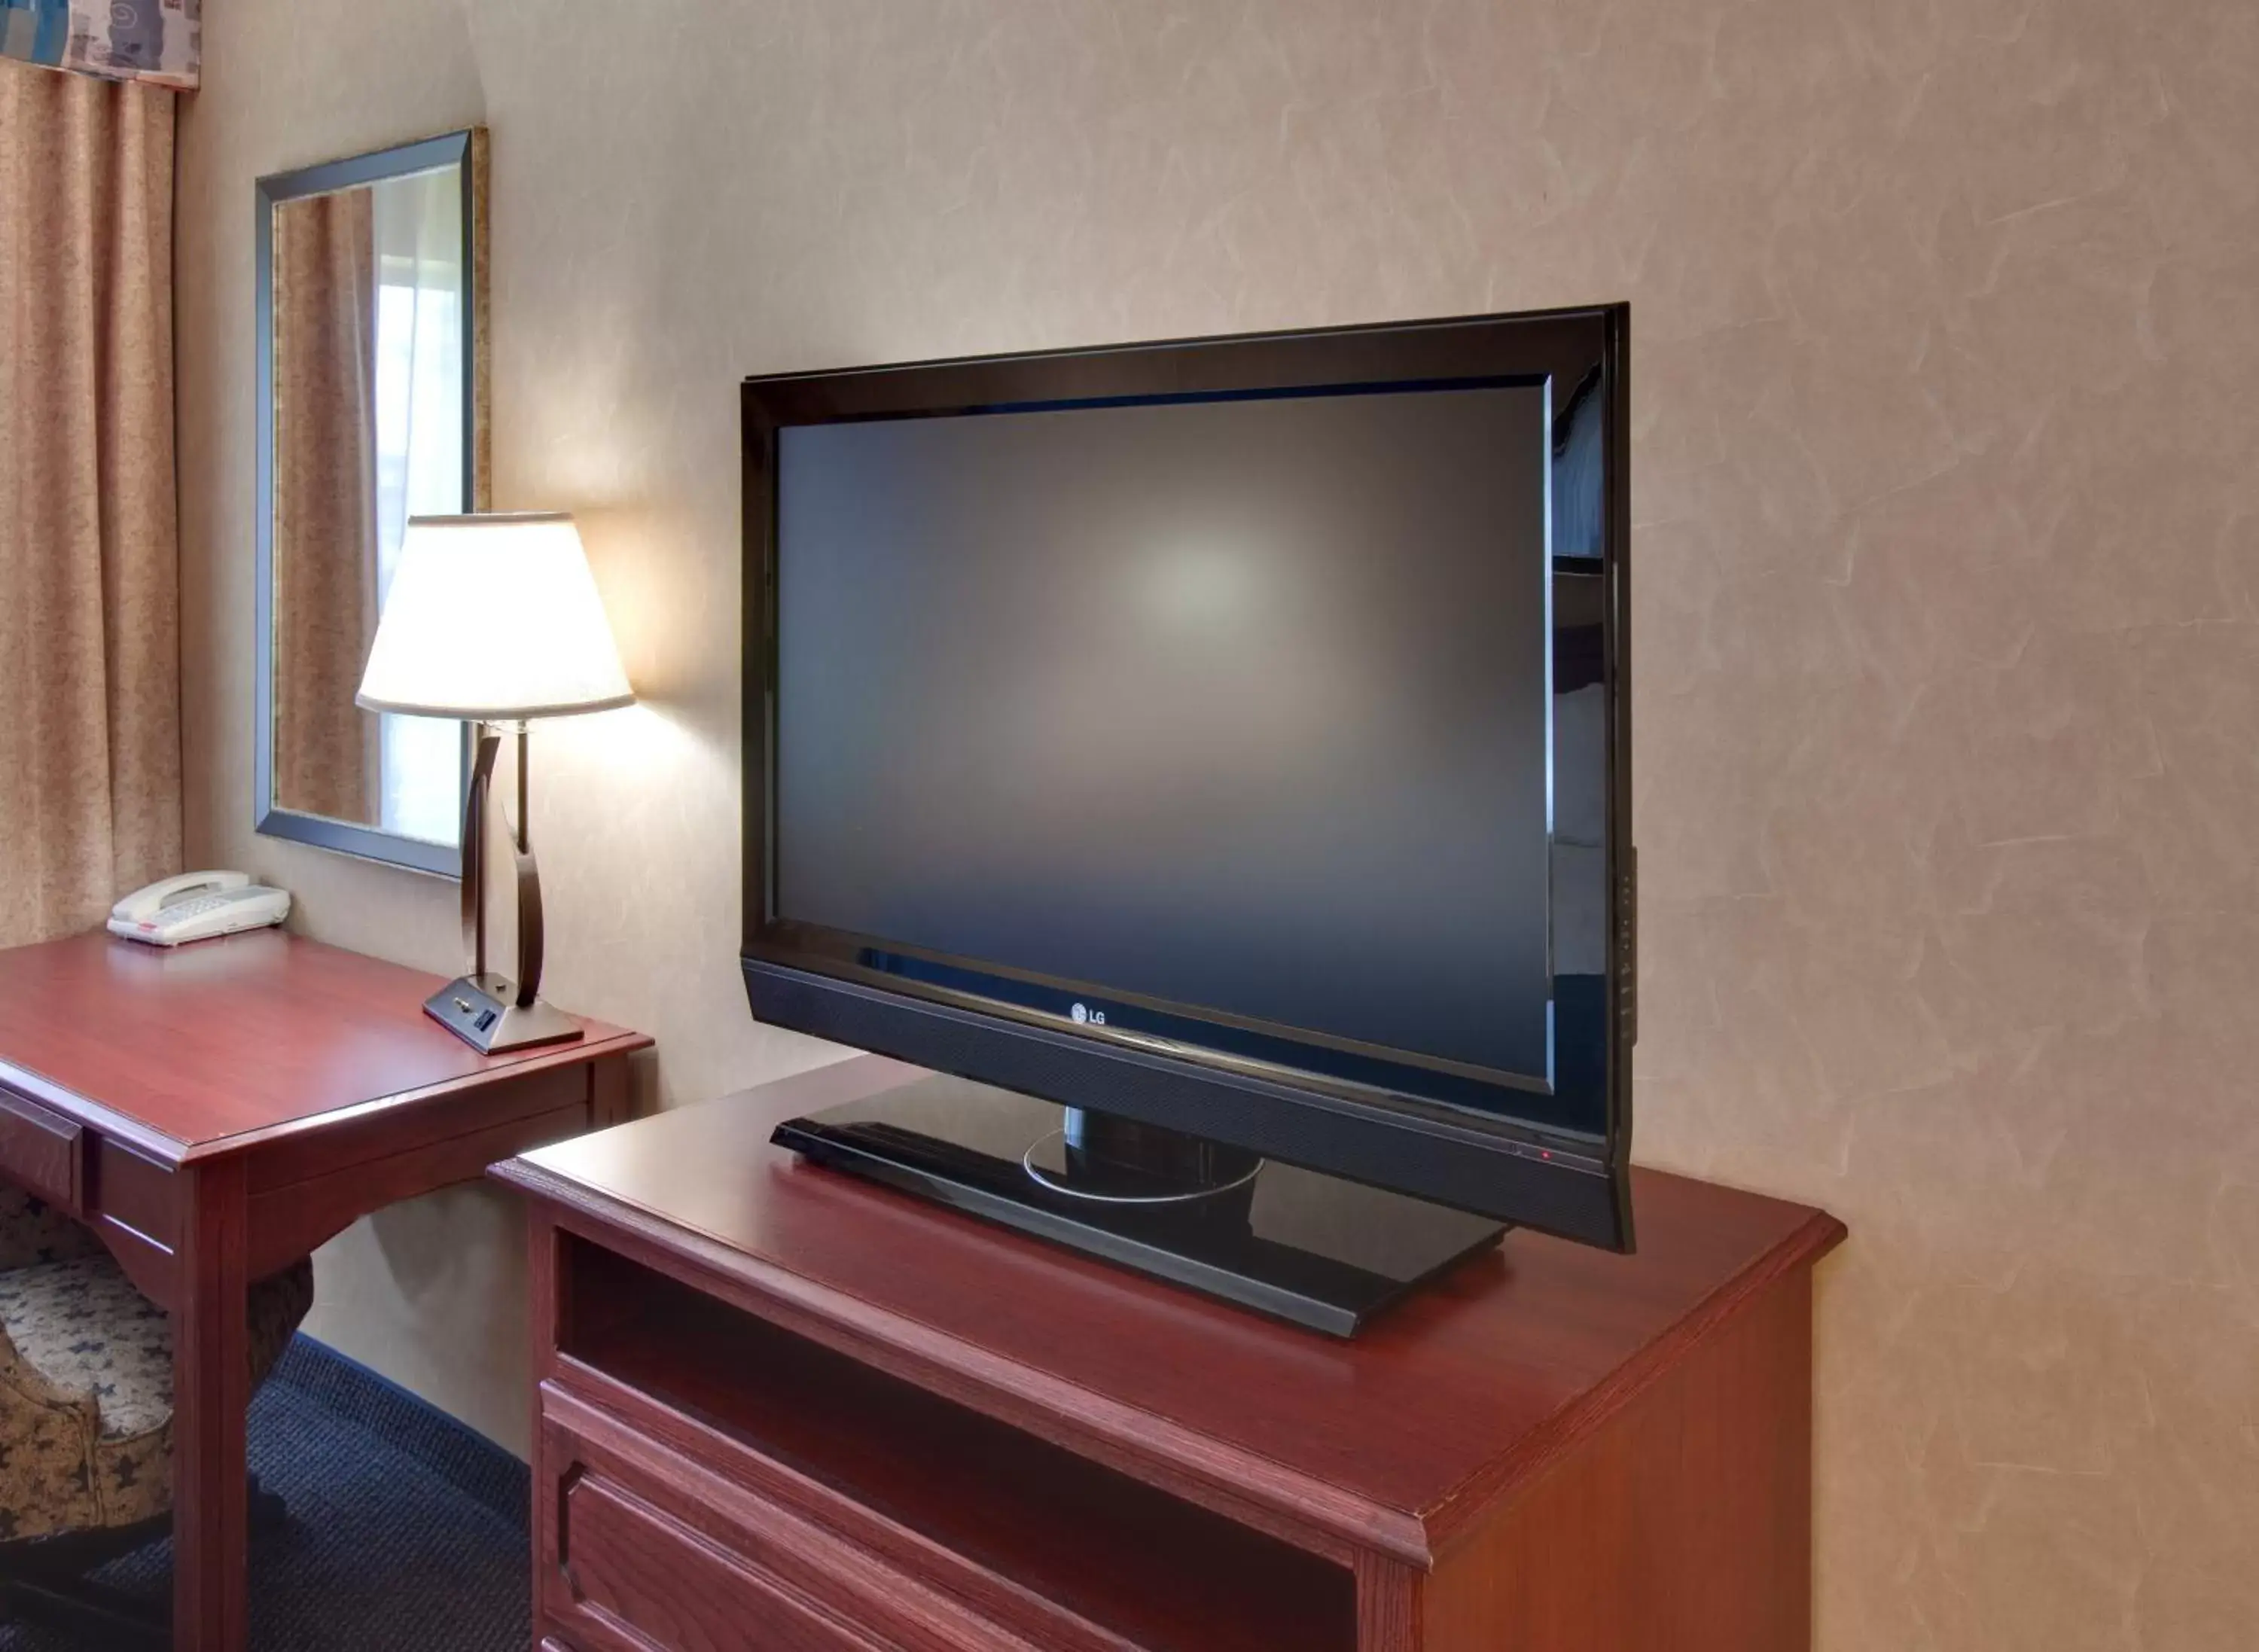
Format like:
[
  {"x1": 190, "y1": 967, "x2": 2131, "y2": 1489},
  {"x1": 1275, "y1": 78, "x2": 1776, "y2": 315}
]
[{"x1": 0, "y1": 1085, "x2": 84, "y2": 1213}]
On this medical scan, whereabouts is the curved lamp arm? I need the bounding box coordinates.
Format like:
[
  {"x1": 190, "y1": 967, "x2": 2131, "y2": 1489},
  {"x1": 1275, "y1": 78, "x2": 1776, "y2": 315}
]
[
  {"x1": 508, "y1": 721, "x2": 544, "y2": 1010},
  {"x1": 458, "y1": 720, "x2": 544, "y2": 1010},
  {"x1": 459, "y1": 726, "x2": 501, "y2": 980}
]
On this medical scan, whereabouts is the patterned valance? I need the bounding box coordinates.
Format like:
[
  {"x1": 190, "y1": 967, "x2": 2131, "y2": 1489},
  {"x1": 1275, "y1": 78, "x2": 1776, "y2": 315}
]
[{"x1": 1, "y1": 0, "x2": 198, "y2": 90}]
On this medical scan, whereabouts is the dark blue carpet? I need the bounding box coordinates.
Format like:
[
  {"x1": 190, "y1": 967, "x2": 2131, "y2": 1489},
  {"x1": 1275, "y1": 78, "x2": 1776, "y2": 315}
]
[{"x1": 0, "y1": 1336, "x2": 529, "y2": 1650}]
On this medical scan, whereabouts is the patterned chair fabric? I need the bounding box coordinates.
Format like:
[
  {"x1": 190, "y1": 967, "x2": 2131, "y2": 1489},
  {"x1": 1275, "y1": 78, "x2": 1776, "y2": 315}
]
[
  {"x1": 0, "y1": 1190, "x2": 313, "y2": 1543},
  {"x1": 0, "y1": 1187, "x2": 108, "y2": 1273}
]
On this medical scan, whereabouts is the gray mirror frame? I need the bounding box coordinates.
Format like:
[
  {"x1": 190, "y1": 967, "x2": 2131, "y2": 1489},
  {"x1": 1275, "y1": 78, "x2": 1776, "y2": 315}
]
[{"x1": 253, "y1": 128, "x2": 490, "y2": 878}]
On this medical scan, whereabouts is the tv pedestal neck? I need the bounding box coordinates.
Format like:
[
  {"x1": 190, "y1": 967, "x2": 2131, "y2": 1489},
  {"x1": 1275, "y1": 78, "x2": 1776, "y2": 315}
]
[{"x1": 495, "y1": 1055, "x2": 1845, "y2": 1652}]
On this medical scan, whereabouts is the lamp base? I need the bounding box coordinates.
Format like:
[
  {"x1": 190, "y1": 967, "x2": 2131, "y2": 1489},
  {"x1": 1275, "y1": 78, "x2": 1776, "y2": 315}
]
[{"x1": 423, "y1": 974, "x2": 584, "y2": 1054}]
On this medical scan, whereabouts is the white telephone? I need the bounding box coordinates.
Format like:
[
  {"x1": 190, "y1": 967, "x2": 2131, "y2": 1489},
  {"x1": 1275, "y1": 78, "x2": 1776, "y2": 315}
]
[{"x1": 108, "y1": 871, "x2": 292, "y2": 947}]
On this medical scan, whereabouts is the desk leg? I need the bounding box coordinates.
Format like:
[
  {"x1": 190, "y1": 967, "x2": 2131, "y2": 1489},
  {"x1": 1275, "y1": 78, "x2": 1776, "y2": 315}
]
[
  {"x1": 528, "y1": 1211, "x2": 561, "y2": 1644},
  {"x1": 173, "y1": 1157, "x2": 251, "y2": 1652}
]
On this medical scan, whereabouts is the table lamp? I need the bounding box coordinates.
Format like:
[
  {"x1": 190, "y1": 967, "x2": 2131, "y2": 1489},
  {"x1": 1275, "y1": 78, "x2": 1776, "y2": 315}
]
[{"x1": 356, "y1": 513, "x2": 634, "y2": 1052}]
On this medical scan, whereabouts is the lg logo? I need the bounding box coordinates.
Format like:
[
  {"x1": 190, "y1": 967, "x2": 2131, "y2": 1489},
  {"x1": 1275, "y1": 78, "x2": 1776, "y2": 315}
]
[{"x1": 1070, "y1": 1002, "x2": 1107, "y2": 1026}]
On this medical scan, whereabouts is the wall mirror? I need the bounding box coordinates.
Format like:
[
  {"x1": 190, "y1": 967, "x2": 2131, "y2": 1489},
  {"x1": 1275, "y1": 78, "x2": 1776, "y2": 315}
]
[{"x1": 255, "y1": 129, "x2": 488, "y2": 876}]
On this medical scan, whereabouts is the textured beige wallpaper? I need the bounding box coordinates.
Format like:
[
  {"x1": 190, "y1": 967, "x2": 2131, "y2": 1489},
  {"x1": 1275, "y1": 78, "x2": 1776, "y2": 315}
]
[{"x1": 174, "y1": 3, "x2": 2259, "y2": 1647}]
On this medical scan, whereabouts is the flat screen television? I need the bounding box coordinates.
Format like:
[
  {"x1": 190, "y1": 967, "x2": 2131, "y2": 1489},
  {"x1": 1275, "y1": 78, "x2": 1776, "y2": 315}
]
[{"x1": 742, "y1": 305, "x2": 1632, "y2": 1333}]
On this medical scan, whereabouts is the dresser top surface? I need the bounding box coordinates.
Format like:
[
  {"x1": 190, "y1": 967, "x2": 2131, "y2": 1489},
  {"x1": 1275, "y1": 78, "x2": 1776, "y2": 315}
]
[
  {"x1": 502, "y1": 1055, "x2": 1842, "y2": 1554},
  {"x1": 0, "y1": 928, "x2": 648, "y2": 1158}
]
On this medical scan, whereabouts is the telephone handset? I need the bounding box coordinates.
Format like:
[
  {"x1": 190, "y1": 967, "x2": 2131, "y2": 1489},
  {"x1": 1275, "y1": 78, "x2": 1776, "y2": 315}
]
[{"x1": 108, "y1": 871, "x2": 292, "y2": 947}]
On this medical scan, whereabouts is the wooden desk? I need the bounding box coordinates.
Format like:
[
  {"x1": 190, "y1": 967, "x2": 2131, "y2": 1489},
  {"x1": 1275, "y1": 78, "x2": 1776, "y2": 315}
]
[
  {"x1": 0, "y1": 927, "x2": 652, "y2": 1652},
  {"x1": 498, "y1": 1056, "x2": 1845, "y2": 1652}
]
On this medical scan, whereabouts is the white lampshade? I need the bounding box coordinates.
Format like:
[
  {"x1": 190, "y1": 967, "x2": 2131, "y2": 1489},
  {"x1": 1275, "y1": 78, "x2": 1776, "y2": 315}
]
[{"x1": 356, "y1": 513, "x2": 635, "y2": 721}]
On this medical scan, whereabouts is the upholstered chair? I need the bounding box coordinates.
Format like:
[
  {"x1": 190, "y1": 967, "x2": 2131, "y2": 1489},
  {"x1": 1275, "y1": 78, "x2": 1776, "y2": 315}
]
[{"x1": 0, "y1": 1186, "x2": 314, "y2": 1645}]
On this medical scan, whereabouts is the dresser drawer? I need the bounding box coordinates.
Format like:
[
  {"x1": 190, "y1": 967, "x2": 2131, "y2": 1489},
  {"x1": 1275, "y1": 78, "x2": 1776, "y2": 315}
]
[
  {"x1": 539, "y1": 1238, "x2": 1355, "y2": 1652},
  {"x1": 0, "y1": 1084, "x2": 84, "y2": 1213},
  {"x1": 541, "y1": 1385, "x2": 1051, "y2": 1652},
  {"x1": 553, "y1": 1469, "x2": 887, "y2": 1652}
]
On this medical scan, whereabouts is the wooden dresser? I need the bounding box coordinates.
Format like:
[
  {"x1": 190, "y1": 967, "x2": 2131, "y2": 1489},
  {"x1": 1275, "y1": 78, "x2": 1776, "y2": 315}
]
[{"x1": 493, "y1": 1056, "x2": 1844, "y2": 1652}]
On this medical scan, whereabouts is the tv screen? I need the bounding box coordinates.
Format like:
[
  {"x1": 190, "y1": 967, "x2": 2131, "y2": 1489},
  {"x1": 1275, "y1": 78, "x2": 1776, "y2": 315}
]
[
  {"x1": 745, "y1": 307, "x2": 1630, "y2": 1250},
  {"x1": 776, "y1": 383, "x2": 1561, "y2": 1100}
]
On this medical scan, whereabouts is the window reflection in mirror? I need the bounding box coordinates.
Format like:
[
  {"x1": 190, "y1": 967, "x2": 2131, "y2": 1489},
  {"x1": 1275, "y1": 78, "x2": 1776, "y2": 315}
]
[{"x1": 261, "y1": 130, "x2": 483, "y2": 873}]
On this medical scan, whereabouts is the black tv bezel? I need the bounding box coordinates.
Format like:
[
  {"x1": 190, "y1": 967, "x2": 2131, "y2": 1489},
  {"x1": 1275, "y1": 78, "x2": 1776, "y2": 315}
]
[{"x1": 740, "y1": 304, "x2": 1635, "y2": 1251}]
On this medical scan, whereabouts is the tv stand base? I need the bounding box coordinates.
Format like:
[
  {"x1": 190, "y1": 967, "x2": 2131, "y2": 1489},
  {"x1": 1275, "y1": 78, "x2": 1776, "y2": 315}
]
[{"x1": 772, "y1": 1074, "x2": 1506, "y2": 1336}]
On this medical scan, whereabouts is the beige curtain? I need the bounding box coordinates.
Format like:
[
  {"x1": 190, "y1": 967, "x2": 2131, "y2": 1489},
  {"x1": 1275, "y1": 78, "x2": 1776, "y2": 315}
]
[
  {"x1": 269, "y1": 190, "x2": 380, "y2": 824},
  {"x1": 0, "y1": 66, "x2": 181, "y2": 948}
]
